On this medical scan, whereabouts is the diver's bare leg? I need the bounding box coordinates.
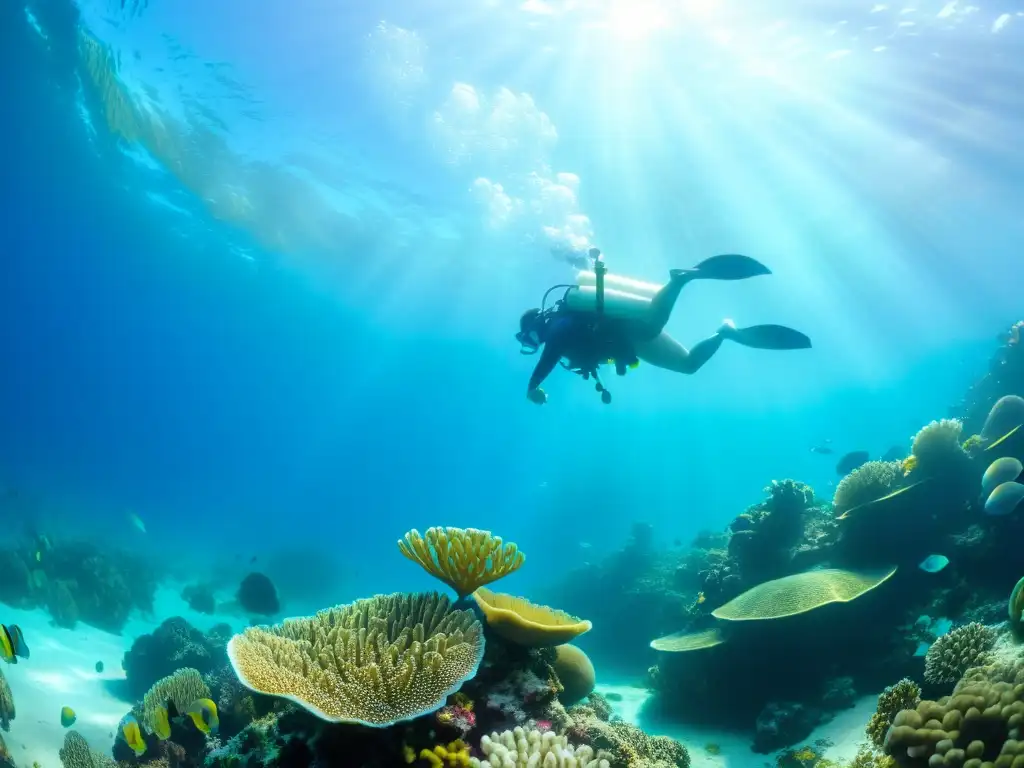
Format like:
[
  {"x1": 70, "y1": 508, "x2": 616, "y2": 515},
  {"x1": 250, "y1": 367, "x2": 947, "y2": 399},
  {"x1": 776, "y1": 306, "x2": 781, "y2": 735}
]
[
  {"x1": 634, "y1": 329, "x2": 728, "y2": 374},
  {"x1": 636, "y1": 270, "x2": 694, "y2": 340}
]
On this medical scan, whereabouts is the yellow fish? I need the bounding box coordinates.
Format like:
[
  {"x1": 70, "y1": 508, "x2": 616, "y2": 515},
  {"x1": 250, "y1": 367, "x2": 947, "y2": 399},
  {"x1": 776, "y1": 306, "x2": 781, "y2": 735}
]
[
  {"x1": 60, "y1": 706, "x2": 76, "y2": 728},
  {"x1": 150, "y1": 704, "x2": 171, "y2": 740},
  {"x1": 118, "y1": 714, "x2": 147, "y2": 756},
  {"x1": 0, "y1": 624, "x2": 29, "y2": 664},
  {"x1": 187, "y1": 698, "x2": 219, "y2": 735}
]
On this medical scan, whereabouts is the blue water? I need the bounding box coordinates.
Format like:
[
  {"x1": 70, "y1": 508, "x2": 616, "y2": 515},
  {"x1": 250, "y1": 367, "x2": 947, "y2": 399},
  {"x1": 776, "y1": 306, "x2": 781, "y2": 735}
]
[{"x1": 0, "y1": 0, "x2": 1020, "y2": 613}]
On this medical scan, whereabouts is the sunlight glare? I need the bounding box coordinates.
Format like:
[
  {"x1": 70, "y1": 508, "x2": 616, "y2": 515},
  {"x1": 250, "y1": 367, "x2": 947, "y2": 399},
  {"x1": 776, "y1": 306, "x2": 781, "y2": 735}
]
[{"x1": 604, "y1": 0, "x2": 670, "y2": 42}]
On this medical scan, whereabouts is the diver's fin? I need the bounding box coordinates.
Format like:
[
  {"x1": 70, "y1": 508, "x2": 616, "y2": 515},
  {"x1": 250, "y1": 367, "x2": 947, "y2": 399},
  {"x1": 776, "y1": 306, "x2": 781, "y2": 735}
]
[
  {"x1": 688, "y1": 254, "x2": 772, "y2": 281},
  {"x1": 730, "y1": 324, "x2": 811, "y2": 350}
]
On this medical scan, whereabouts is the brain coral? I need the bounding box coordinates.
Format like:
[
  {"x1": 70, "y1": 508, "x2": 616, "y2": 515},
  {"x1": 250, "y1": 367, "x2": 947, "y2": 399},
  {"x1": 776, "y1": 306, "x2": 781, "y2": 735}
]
[
  {"x1": 711, "y1": 567, "x2": 897, "y2": 621},
  {"x1": 833, "y1": 461, "x2": 900, "y2": 516},
  {"x1": 924, "y1": 623, "x2": 998, "y2": 685},
  {"x1": 227, "y1": 591, "x2": 484, "y2": 727},
  {"x1": 399, "y1": 527, "x2": 525, "y2": 599},
  {"x1": 867, "y1": 678, "x2": 921, "y2": 747},
  {"x1": 883, "y1": 680, "x2": 1024, "y2": 768}
]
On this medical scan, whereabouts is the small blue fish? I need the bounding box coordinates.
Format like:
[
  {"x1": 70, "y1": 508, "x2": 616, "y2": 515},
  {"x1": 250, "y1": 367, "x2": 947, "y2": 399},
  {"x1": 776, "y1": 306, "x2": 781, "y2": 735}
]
[{"x1": 919, "y1": 555, "x2": 949, "y2": 573}]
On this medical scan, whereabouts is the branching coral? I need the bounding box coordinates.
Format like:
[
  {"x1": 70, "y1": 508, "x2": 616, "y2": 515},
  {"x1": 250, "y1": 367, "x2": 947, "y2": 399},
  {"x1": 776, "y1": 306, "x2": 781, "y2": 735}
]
[
  {"x1": 399, "y1": 527, "x2": 525, "y2": 599},
  {"x1": 567, "y1": 718, "x2": 689, "y2": 768},
  {"x1": 923, "y1": 623, "x2": 997, "y2": 684},
  {"x1": 142, "y1": 667, "x2": 211, "y2": 735},
  {"x1": 884, "y1": 680, "x2": 1024, "y2": 767},
  {"x1": 0, "y1": 669, "x2": 12, "y2": 732},
  {"x1": 468, "y1": 727, "x2": 610, "y2": 768},
  {"x1": 227, "y1": 591, "x2": 485, "y2": 726},
  {"x1": 58, "y1": 731, "x2": 117, "y2": 768},
  {"x1": 866, "y1": 679, "x2": 920, "y2": 747},
  {"x1": 833, "y1": 462, "x2": 900, "y2": 516}
]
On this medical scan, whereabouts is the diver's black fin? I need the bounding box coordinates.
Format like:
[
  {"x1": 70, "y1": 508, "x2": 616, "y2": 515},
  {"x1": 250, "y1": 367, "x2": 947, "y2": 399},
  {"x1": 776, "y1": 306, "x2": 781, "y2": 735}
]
[
  {"x1": 689, "y1": 254, "x2": 772, "y2": 280},
  {"x1": 731, "y1": 324, "x2": 811, "y2": 350}
]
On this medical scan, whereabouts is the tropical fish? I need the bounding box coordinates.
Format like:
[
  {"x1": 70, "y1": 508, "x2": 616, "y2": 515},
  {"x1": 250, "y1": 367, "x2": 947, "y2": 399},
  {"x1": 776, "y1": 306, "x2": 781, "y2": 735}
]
[
  {"x1": 95, "y1": 660, "x2": 104, "y2": 673},
  {"x1": 0, "y1": 624, "x2": 29, "y2": 664},
  {"x1": 810, "y1": 440, "x2": 834, "y2": 455},
  {"x1": 150, "y1": 703, "x2": 171, "y2": 740},
  {"x1": 118, "y1": 714, "x2": 147, "y2": 756},
  {"x1": 985, "y1": 482, "x2": 1024, "y2": 516},
  {"x1": 836, "y1": 451, "x2": 870, "y2": 475},
  {"x1": 881, "y1": 445, "x2": 905, "y2": 462},
  {"x1": 128, "y1": 512, "x2": 147, "y2": 534},
  {"x1": 918, "y1": 555, "x2": 950, "y2": 573},
  {"x1": 982, "y1": 457, "x2": 1023, "y2": 497},
  {"x1": 187, "y1": 698, "x2": 219, "y2": 735},
  {"x1": 60, "y1": 706, "x2": 76, "y2": 728}
]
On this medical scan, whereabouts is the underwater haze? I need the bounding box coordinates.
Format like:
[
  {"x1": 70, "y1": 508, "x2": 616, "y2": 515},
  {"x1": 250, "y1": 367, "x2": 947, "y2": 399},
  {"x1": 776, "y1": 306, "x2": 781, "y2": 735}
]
[{"x1": 0, "y1": 0, "x2": 1023, "y2": 764}]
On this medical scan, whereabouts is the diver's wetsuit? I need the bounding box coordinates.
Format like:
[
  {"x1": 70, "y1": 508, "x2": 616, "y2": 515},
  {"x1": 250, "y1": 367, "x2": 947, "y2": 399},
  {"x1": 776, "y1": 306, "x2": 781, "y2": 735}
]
[{"x1": 527, "y1": 311, "x2": 637, "y2": 392}]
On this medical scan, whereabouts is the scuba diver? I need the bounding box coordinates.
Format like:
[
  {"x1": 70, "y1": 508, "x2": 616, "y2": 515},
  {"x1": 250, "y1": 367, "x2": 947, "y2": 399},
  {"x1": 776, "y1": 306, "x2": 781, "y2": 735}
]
[{"x1": 516, "y1": 250, "x2": 811, "y2": 405}]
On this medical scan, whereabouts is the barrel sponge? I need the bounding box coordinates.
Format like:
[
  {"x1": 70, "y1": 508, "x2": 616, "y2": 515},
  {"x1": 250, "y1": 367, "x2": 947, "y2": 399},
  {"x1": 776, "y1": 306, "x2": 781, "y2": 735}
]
[
  {"x1": 471, "y1": 587, "x2": 592, "y2": 647},
  {"x1": 398, "y1": 527, "x2": 525, "y2": 599},
  {"x1": 226, "y1": 591, "x2": 485, "y2": 727},
  {"x1": 909, "y1": 419, "x2": 967, "y2": 475},
  {"x1": 711, "y1": 566, "x2": 898, "y2": 622},
  {"x1": 468, "y1": 727, "x2": 611, "y2": 768},
  {"x1": 883, "y1": 680, "x2": 1024, "y2": 768},
  {"x1": 58, "y1": 731, "x2": 117, "y2": 768},
  {"x1": 0, "y1": 668, "x2": 13, "y2": 731},
  {"x1": 833, "y1": 461, "x2": 900, "y2": 515},
  {"x1": 867, "y1": 679, "x2": 921, "y2": 747},
  {"x1": 142, "y1": 667, "x2": 211, "y2": 734},
  {"x1": 553, "y1": 644, "x2": 596, "y2": 706},
  {"x1": 923, "y1": 623, "x2": 997, "y2": 685}
]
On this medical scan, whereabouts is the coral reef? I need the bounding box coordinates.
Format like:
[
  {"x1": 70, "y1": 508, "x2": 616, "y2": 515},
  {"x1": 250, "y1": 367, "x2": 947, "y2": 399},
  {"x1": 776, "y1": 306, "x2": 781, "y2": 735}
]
[
  {"x1": 469, "y1": 727, "x2": 610, "y2": 768},
  {"x1": 833, "y1": 462, "x2": 901, "y2": 517},
  {"x1": 398, "y1": 527, "x2": 525, "y2": 599},
  {"x1": 0, "y1": 669, "x2": 13, "y2": 731},
  {"x1": 227, "y1": 591, "x2": 485, "y2": 726},
  {"x1": 58, "y1": 731, "x2": 116, "y2": 768},
  {"x1": 472, "y1": 588, "x2": 592, "y2": 647},
  {"x1": 884, "y1": 679, "x2": 1024, "y2": 767},
  {"x1": 552, "y1": 645, "x2": 596, "y2": 706},
  {"x1": 866, "y1": 679, "x2": 921, "y2": 747},
  {"x1": 568, "y1": 716, "x2": 690, "y2": 768},
  {"x1": 142, "y1": 668, "x2": 212, "y2": 733},
  {"x1": 923, "y1": 623, "x2": 998, "y2": 685},
  {"x1": 181, "y1": 584, "x2": 216, "y2": 615},
  {"x1": 908, "y1": 419, "x2": 968, "y2": 478},
  {"x1": 122, "y1": 617, "x2": 229, "y2": 700},
  {"x1": 236, "y1": 572, "x2": 279, "y2": 615},
  {"x1": 727, "y1": 480, "x2": 815, "y2": 584}
]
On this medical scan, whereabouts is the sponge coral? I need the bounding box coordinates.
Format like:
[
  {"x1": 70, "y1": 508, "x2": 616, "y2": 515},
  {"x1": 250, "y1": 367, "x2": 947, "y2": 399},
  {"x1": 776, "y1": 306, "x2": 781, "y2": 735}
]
[
  {"x1": 399, "y1": 527, "x2": 525, "y2": 599},
  {"x1": 866, "y1": 678, "x2": 920, "y2": 747},
  {"x1": 833, "y1": 461, "x2": 900, "y2": 516},
  {"x1": 468, "y1": 727, "x2": 610, "y2": 768},
  {"x1": 227, "y1": 591, "x2": 484, "y2": 727},
  {"x1": 883, "y1": 679, "x2": 1024, "y2": 768},
  {"x1": 471, "y1": 588, "x2": 592, "y2": 647},
  {"x1": 923, "y1": 623, "x2": 997, "y2": 684},
  {"x1": 142, "y1": 667, "x2": 211, "y2": 735}
]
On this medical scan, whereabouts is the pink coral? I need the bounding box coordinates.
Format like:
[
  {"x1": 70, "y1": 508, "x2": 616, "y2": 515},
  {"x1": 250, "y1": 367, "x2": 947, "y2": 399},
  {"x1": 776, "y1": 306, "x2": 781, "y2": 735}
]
[
  {"x1": 535, "y1": 720, "x2": 552, "y2": 732},
  {"x1": 436, "y1": 704, "x2": 476, "y2": 735}
]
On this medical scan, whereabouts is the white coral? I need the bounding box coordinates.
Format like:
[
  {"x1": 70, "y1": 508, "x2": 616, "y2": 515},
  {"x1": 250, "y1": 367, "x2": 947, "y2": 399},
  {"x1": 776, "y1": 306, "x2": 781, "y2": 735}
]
[{"x1": 468, "y1": 726, "x2": 610, "y2": 768}]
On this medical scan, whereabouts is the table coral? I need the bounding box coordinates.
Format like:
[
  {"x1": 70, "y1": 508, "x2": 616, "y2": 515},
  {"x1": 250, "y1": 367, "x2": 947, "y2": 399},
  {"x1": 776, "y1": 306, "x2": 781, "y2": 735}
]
[
  {"x1": 227, "y1": 591, "x2": 484, "y2": 726},
  {"x1": 399, "y1": 527, "x2": 525, "y2": 599}
]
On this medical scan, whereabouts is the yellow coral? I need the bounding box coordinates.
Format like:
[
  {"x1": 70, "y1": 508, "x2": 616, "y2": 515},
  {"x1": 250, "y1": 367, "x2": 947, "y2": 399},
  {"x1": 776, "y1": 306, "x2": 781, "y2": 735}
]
[
  {"x1": 900, "y1": 455, "x2": 917, "y2": 476},
  {"x1": 421, "y1": 740, "x2": 471, "y2": 767},
  {"x1": 451, "y1": 691, "x2": 473, "y2": 711},
  {"x1": 711, "y1": 567, "x2": 897, "y2": 621},
  {"x1": 142, "y1": 668, "x2": 210, "y2": 735},
  {"x1": 227, "y1": 591, "x2": 484, "y2": 726},
  {"x1": 471, "y1": 587, "x2": 591, "y2": 647},
  {"x1": 398, "y1": 527, "x2": 525, "y2": 599}
]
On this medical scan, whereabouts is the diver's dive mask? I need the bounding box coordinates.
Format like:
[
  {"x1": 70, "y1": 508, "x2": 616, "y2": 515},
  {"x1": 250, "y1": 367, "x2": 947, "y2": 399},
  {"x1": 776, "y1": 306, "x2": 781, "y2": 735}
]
[{"x1": 516, "y1": 329, "x2": 541, "y2": 354}]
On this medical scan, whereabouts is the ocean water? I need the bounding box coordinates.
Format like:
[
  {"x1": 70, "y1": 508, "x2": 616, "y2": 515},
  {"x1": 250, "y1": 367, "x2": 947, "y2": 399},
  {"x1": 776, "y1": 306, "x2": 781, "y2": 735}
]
[{"x1": 0, "y1": 0, "x2": 1022, "y2": 766}]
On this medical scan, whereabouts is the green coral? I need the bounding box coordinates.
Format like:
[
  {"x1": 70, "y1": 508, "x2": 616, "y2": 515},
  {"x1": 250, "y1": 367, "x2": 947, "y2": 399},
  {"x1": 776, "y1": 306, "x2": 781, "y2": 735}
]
[
  {"x1": 866, "y1": 678, "x2": 920, "y2": 747},
  {"x1": 923, "y1": 622, "x2": 997, "y2": 684},
  {"x1": 142, "y1": 667, "x2": 211, "y2": 733},
  {"x1": 833, "y1": 461, "x2": 900, "y2": 515},
  {"x1": 58, "y1": 731, "x2": 116, "y2": 768}
]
